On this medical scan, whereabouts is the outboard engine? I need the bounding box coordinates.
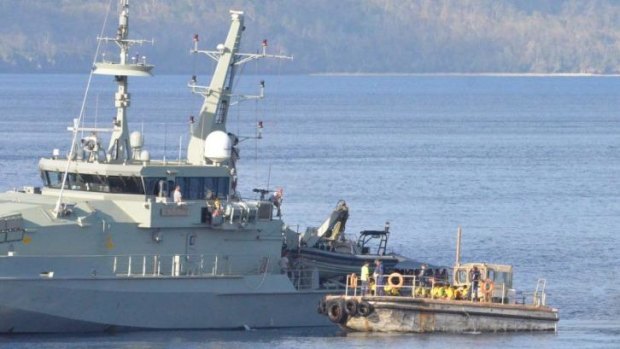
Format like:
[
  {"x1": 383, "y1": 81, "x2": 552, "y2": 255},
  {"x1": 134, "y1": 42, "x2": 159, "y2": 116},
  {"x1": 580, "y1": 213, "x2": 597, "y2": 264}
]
[{"x1": 324, "y1": 200, "x2": 349, "y2": 240}]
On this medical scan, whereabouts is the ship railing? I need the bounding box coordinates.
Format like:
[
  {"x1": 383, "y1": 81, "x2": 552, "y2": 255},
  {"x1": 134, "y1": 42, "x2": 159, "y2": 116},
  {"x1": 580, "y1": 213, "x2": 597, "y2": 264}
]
[
  {"x1": 345, "y1": 274, "x2": 519, "y2": 304},
  {"x1": 345, "y1": 274, "x2": 439, "y2": 298},
  {"x1": 112, "y1": 253, "x2": 277, "y2": 277},
  {"x1": 287, "y1": 266, "x2": 321, "y2": 290},
  {"x1": 514, "y1": 278, "x2": 548, "y2": 307},
  {"x1": 0, "y1": 253, "x2": 276, "y2": 278}
]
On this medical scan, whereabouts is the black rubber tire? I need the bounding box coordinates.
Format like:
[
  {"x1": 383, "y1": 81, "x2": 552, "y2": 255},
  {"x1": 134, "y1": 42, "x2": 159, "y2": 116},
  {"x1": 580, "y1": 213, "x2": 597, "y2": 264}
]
[
  {"x1": 344, "y1": 299, "x2": 358, "y2": 316},
  {"x1": 357, "y1": 301, "x2": 373, "y2": 317},
  {"x1": 327, "y1": 300, "x2": 347, "y2": 324}
]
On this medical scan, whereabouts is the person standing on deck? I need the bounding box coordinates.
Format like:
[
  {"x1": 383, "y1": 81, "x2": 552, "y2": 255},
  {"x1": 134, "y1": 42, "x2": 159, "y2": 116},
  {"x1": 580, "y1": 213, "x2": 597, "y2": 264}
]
[
  {"x1": 360, "y1": 261, "x2": 370, "y2": 295},
  {"x1": 270, "y1": 188, "x2": 283, "y2": 217},
  {"x1": 173, "y1": 185, "x2": 183, "y2": 204},
  {"x1": 470, "y1": 266, "x2": 481, "y2": 301},
  {"x1": 279, "y1": 251, "x2": 290, "y2": 277},
  {"x1": 373, "y1": 259, "x2": 384, "y2": 296}
]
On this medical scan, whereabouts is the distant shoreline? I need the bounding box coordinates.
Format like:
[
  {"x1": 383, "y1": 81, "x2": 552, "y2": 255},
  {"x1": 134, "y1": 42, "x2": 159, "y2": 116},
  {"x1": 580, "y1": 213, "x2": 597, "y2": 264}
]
[
  {"x1": 1, "y1": 72, "x2": 619, "y2": 77},
  {"x1": 310, "y1": 72, "x2": 620, "y2": 77}
]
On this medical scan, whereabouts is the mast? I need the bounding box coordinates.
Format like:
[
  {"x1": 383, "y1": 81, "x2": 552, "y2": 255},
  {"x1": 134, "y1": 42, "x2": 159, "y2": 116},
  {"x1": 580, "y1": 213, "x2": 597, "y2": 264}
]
[
  {"x1": 455, "y1": 226, "x2": 462, "y2": 267},
  {"x1": 187, "y1": 11, "x2": 292, "y2": 165},
  {"x1": 93, "y1": 0, "x2": 153, "y2": 163}
]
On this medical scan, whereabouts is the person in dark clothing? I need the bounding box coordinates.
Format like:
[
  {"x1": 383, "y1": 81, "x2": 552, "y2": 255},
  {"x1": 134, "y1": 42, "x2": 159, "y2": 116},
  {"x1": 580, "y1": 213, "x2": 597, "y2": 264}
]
[
  {"x1": 469, "y1": 266, "x2": 481, "y2": 301},
  {"x1": 418, "y1": 264, "x2": 430, "y2": 287},
  {"x1": 440, "y1": 268, "x2": 448, "y2": 283},
  {"x1": 373, "y1": 259, "x2": 384, "y2": 296}
]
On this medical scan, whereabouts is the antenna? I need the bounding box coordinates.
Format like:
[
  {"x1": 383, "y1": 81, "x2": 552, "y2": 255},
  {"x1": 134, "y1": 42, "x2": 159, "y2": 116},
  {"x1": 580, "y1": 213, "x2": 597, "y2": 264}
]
[
  {"x1": 163, "y1": 123, "x2": 167, "y2": 163},
  {"x1": 178, "y1": 135, "x2": 183, "y2": 164},
  {"x1": 53, "y1": 0, "x2": 114, "y2": 218},
  {"x1": 94, "y1": 94, "x2": 99, "y2": 129},
  {"x1": 266, "y1": 164, "x2": 272, "y2": 190},
  {"x1": 455, "y1": 226, "x2": 462, "y2": 267}
]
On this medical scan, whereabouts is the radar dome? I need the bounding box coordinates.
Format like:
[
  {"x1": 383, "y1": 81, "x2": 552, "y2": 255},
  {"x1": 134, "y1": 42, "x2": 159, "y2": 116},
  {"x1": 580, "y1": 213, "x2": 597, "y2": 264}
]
[
  {"x1": 204, "y1": 130, "x2": 232, "y2": 163},
  {"x1": 130, "y1": 131, "x2": 144, "y2": 148},
  {"x1": 140, "y1": 150, "x2": 150, "y2": 162}
]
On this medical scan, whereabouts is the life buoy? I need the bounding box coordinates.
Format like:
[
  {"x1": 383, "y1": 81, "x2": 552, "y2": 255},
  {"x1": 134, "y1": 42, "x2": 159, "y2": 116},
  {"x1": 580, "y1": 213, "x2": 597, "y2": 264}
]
[
  {"x1": 481, "y1": 279, "x2": 495, "y2": 295},
  {"x1": 357, "y1": 301, "x2": 373, "y2": 317},
  {"x1": 349, "y1": 273, "x2": 358, "y2": 288},
  {"x1": 387, "y1": 272, "x2": 404, "y2": 289},
  {"x1": 327, "y1": 300, "x2": 347, "y2": 324},
  {"x1": 344, "y1": 299, "x2": 358, "y2": 316}
]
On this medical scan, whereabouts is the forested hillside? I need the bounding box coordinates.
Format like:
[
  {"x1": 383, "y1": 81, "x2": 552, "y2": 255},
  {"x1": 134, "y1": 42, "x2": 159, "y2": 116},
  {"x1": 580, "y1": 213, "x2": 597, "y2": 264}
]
[{"x1": 1, "y1": 0, "x2": 620, "y2": 74}]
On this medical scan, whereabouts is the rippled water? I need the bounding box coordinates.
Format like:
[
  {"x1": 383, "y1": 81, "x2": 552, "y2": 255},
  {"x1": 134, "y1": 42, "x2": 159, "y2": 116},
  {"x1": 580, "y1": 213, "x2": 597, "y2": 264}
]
[{"x1": 0, "y1": 74, "x2": 618, "y2": 348}]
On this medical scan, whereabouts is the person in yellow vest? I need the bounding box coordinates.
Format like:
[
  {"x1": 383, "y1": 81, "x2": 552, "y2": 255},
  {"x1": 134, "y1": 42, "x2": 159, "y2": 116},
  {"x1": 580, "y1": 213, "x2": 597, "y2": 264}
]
[
  {"x1": 459, "y1": 285, "x2": 469, "y2": 300},
  {"x1": 360, "y1": 261, "x2": 370, "y2": 295},
  {"x1": 446, "y1": 286, "x2": 455, "y2": 300}
]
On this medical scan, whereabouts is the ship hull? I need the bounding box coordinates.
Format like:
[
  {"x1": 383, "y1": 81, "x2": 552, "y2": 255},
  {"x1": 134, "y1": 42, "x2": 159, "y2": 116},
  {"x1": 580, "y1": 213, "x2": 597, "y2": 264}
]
[
  {"x1": 0, "y1": 276, "x2": 332, "y2": 333},
  {"x1": 324, "y1": 296, "x2": 559, "y2": 333}
]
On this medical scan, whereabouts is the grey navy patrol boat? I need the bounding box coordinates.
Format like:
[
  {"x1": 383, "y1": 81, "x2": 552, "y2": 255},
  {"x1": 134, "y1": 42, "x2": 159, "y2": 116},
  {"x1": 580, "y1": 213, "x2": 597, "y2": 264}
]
[{"x1": 0, "y1": 1, "x2": 331, "y2": 333}]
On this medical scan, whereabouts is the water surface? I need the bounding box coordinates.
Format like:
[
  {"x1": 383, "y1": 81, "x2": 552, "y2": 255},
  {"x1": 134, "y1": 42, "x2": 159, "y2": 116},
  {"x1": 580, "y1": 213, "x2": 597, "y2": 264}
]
[{"x1": 0, "y1": 74, "x2": 618, "y2": 348}]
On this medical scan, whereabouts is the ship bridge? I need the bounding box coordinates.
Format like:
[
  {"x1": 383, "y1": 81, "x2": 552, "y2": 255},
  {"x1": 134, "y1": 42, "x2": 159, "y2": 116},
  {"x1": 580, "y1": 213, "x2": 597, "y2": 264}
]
[{"x1": 38, "y1": 158, "x2": 231, "y2": 200}]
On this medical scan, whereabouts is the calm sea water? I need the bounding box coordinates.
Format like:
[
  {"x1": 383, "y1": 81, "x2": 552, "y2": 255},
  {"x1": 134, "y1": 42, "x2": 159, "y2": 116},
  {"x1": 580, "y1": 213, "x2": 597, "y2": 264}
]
[{"x1": 0, "y1": 74, "x2": 618, "y2": 348}]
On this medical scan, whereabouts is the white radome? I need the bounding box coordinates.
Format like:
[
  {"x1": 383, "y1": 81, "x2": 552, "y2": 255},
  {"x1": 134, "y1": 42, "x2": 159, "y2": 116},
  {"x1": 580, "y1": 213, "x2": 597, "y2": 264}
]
[
  {"x1": 140, "y1": 150, "x2": 150, "y2": 161},
  {"x1": 204, "y1": 130, "x2": 231, "y2": 163},
  {"x1": 130, "y1": 131, "x2": 144, "y2": 148}
]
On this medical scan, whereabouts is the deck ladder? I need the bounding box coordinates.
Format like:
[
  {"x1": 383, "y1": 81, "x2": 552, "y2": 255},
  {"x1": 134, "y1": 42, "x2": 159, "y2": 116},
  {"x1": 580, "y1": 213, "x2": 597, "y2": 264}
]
[{"x1": 533, "y1": 278, "x2": 547, "y2": 306}]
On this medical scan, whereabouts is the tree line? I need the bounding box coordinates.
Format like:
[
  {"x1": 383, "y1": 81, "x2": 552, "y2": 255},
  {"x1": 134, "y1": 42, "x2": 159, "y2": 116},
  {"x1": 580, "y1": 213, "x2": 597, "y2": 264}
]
[{"x1": 1, "y1": 0, "x2": 620, "y2": 74}]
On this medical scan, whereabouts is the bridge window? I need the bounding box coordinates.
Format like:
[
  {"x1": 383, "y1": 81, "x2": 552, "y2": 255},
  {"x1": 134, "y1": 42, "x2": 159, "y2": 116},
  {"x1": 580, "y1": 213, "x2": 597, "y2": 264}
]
[
  {"x1": 175, "y1": 177, "x2": 229, "y2": 200},
  {"x1": 144, "y1": 177, "x2": 171, "y2": 197},
  {"x1": 41, "y1": 171, "x2": 145, "y2": 194},
  {"x1": 142, "y1": 176, "x2": 229, "y2": 200},
  {"x1": 492, "y1": 271, "x2": 512, "y2": 287}
]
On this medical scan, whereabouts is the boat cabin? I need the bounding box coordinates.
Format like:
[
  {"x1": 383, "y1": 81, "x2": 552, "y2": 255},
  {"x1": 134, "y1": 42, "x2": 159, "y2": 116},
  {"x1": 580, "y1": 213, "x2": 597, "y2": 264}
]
[{"x1": 453, "y1": 262, "x2": 513, "y2": 300}]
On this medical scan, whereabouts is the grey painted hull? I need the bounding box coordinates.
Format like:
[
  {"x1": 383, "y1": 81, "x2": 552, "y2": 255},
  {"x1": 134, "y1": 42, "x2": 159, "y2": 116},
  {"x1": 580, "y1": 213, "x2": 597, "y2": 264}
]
[
  {"x1": 294, "y1": 248, "x2": 403, "y2": 280},
  {"x1": 325, "y1": 296, "x2": 559, "y2": 333},
  {"x1": 0, "y1": 276, "x2": 332, "y2": 333}
]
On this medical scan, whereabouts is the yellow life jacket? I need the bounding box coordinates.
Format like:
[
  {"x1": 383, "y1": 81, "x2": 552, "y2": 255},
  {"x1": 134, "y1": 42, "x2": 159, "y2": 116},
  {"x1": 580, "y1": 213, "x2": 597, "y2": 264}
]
[{"x1": 446, "y1": 287, "x2": 455, "y2": 300}]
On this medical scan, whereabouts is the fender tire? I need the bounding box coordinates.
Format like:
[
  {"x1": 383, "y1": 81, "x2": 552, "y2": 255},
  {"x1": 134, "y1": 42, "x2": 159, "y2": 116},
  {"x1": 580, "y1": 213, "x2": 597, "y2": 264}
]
[
  {"x1": 327, "y1": 300, "x2": 347, "y2": 324},
  {"x1": 358, "y1": 301, "x2": 373, "y2": 317},
  {"x1": 344, "y1": 299, "x2": 358, "y2": 316}
]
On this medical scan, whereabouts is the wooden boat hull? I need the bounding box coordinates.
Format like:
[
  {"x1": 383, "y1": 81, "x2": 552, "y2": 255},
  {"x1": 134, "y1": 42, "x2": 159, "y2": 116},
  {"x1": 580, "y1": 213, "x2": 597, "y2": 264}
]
[{"x1": 323, "y1": 295, "x2": 559, "y2": 333}]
